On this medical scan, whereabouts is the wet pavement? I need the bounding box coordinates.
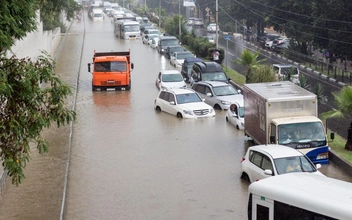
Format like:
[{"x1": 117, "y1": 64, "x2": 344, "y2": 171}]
[{"x1": 0, "y1": 12, "x2": 351, "y2": 220}]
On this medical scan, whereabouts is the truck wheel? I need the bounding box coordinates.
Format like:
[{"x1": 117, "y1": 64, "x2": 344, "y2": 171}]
[{"x1": 92, "y1": 85, "x2": 97, "y2": 91}]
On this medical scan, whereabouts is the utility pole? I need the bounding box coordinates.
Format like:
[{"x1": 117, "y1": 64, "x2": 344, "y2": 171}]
[
  {"x1": 179, "y1": 0, "x2": 181, "y2": 39},
  {"x1": 216, "y1": 0, "x2": 218, "y2": 49},
  {"x1": 159, "y1": 0, "x2": 161, "y2": 27}
]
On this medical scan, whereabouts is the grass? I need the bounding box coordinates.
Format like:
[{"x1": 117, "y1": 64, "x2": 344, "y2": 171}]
[
  {"x1": 224, "y1": 67, "x2": 352, "y2": 165},
  {"x1": 328, "y1": 133, "x2": 352, "y2": 164}
]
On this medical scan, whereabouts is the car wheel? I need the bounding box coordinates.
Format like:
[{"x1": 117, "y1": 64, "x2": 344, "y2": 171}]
[
  {"x1": 155, "y1": 106, "x2": 161, "y2": 112},
  {"x1": 176, "y1": 112, "x2": 183, "y2": 118},
  {"x1": 240, "y1": 172, "x2": 250, "y2": 182},
  {"x1": 214, "y1": 104, "x2": 222, "y2": 110},
  {"x1": 236, "y1": 125, "x2": 240, "y2": 130},
  {"x1": 226, "y1": 116, "x2": 229, "y2": 122},
  {"x1": 92, "y1": 85, "x2": 97, "y2": 91}
]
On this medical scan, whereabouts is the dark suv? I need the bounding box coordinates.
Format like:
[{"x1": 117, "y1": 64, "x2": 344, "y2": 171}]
[
  {"x1": 165, "y1": 45, "x2": 185, "y2": 59},
  {"x1": 190, "y1": 61, "x2": 230, "y2": 86},
  {"x1": 157, "y1": 36, "x2": 179, "y2": 54},
  {"x1": 181, "y1": 57, "x2": 203, "y2": 83}
]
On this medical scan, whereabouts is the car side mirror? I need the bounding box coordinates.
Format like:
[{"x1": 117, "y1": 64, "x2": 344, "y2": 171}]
[
  {"x1": 315, "y1": 164, "x2": 322, "y2": 170},
  {"x1": 88, "y1": 63, "x2": 91, "y2": 72},
  {"x1": 264, "y1": 169, "x2": 273, "y2": 176},
  {"x1": 269, "y1": 135, "x2": 275, "y2": 144},
  {"x1": 131, "y1": 63, "x2": 134, "y2": 69},
  {"x1": 169, "y1": 101, "x2": 175, "y2": 105},
  {"x1": 206, "y1": 93, "x2": 212, "y2": 97}
]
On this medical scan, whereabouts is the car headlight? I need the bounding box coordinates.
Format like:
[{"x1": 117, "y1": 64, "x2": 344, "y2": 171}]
[
  {"x1": 209, "y1": 108, "x2": 214, "y2": 113},
  {"x1": 221, "y1": 101, "x2": 231, "y2": 105},
  {"x1": 183, "y1": 110, "x2": 194, "y2": 115},
  {"x1": 161, "y1": 49, "x2": 165, "y2": 52}
]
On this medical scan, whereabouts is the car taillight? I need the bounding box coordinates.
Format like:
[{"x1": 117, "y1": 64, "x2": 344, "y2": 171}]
[{"x1": 241, "y1": 157, "x2": 245, "y2": 162}]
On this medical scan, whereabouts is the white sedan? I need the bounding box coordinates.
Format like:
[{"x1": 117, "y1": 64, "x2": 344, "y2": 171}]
[
  {"x1": 142, "y1": 34, "x2": 159, "y2": 45},
  {"x1": 169, "y1": 51, "x2": 195, "y2": 67},
  {"x1": 150, "y1": 37, "x2": 159, "y2": 49},
  {"x1": 154, "y1": 88, "x2": 216, "y2": 119},
  {"x1": 226, "y1": 102, "x2": 244, "y2": 130},
  {"x1": 155, "y1": 70, "x2": 187, "y2": 90}
]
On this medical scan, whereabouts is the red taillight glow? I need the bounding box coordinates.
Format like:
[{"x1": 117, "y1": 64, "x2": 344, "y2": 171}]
[{"x1": 241, "y1": 157, "x2": 245, "y2": 162}]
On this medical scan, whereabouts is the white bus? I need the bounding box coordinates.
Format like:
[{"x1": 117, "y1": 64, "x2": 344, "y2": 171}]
[{"x1": 247, "y1": 173, "x2": 352, "y2": 220}]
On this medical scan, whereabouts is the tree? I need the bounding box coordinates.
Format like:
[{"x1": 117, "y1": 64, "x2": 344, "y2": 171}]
[
  {"x1": 0, "y1": 1, "x2": 77, "y2": 185},
  {"x1": 0, "y1": 0, "x2": 38, "y2": 52},
  {"x1": 247, "y1": 64, "x2": 277, "y2": 83},
  {"x1": 0, "y1": 53, "x2": 76, "y2": 185},
  {"x1": 235, "y1": 49, "x2": 265, "y2": 82},
  {"x1": 321, "y1": 86, "x2": 352, "y2": 151}
]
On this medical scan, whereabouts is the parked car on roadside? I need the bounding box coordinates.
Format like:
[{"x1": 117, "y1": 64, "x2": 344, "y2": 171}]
[
  {"x1": 190, "y1": 61, "x2": 230, "y2": 86},
  {"x1": 240, "y1": 145, "x2": 323, "y2": 183},
  {"x1": 150, "y1": 37, "x2": 160, "y2": 49},
  {"x1": 226, "y1": 101, "x2": 244, "y2": 130},
  {"x1": 154, "y1": 88, "x2": 216, "y2": 119},
  {"x1": 187, "y1": 17, "x2": 196, "y2": 26},
  {"x1": 142, "y1": 34, "x2": 159, "y2": 45},
  {"x1": 191, "y1": 81, "x2": 243, "y2": 110},
  {"x1": 259, "y1": 34, "x2": 280, "y2": 49},
  {"x1": 181, "y1": 57, "x2": 203, "y2": 83},
  {"x1": 170, "y1": 51, "x2": 195, "y2": 67},
  {"x1": 264, "y1": 34, "x2": 281, "y2": 50},
  {"x1": 155, "y1": 70, "x2": 187, "y2": 90},
  {"x1": 165, "y1": 45, "x2": 185, "y2": 59}
]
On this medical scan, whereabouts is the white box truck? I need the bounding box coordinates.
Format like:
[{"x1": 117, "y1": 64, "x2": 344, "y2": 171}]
[{"x1": 243, "y1": 81, "x2": 333, "y2": 164}]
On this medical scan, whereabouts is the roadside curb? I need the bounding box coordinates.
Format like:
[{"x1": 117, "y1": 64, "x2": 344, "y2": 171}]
[{"x1": 329, "y1": 150, "x2": 352, "y2": 177}]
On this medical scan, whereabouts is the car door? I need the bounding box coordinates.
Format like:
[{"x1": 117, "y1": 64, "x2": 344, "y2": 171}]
[
  {"x1": 248, "y1": 151, "x2": 265, "y2": 182},
  {"x1": 159, "y1": 91, "x2": 172, "y2": 114},
  {"x1": 163, "y1": 92, "x2": 177, "y2": 115}
]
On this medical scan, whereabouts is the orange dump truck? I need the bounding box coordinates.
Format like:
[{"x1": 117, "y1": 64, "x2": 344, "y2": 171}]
[{"x1": 88, "y1": 50, "x2": 134, "y2": 91}]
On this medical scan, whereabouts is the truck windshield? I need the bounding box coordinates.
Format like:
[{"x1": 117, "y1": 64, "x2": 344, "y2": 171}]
[
  {"x1": 202, "y1": 72, "x2": 227, "y2": 81},
  {"x1": 95, "y1": 61, "x2": 126, "y2": 72},
  {"x1": 124, "y1": 25, "x2": 140, "y2": 32},
  {"x1": 278, "y1": 122, "x2": 326, "y2": 145}
]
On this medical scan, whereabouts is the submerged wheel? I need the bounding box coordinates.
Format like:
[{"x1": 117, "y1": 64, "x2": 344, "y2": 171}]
[
  {"x1": 226, "y1": 116, "x2": 229, "y2": 122},
  {"x1": 176, "y1": 112, "x2": 183, "y2": 118},
  {"x1": 155, "y1": 106, "x2": 161, "y2": 112}
]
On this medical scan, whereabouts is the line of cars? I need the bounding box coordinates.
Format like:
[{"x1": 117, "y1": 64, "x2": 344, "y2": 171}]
[{"x1": 141, "y1": 15, "x2": 327, "y2": 192}]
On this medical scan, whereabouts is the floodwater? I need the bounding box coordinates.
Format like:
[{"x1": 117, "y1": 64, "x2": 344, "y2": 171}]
[{"x1": 0, "y1": 11, "x2": 351, "y2": 220}]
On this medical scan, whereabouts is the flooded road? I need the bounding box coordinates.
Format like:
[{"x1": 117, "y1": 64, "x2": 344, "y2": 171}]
[{"x1": 0, "y1": 11, "x2": 351, "y2": 220}]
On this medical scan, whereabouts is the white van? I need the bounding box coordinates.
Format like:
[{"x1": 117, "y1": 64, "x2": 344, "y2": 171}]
[
  {"x1": 273, "y1": 64, "x2": 300, "y2": 84},
  {"x1": 91, "y1": 8, "x2": 104, "y2": 21}
]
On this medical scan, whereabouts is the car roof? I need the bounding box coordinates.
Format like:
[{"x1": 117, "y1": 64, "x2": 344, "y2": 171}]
[
  {"x1": 166, "y1": 88, "x2": 195, "y2": 95},
  {"x1": 248, "y1": 145, "x2": 303, "y2": 159},
  {"x1": 161, "y1": 70, "x2": 181, "y2": 75},
  {"x1": 184, "y1": 57, "x2": 202, "y2": 63},
  {"x1": 193, "y1": 61, "x2": 223, "y2": 72},
  {"x1": 174, "y1": 51, "x2": 193, "y2": 55},
  {"x1": 198, "y1": 81, "x2": 230, "y2": 87},
  {"x1": 273, "y1": 64, "x2": 297, "y2": 68}
]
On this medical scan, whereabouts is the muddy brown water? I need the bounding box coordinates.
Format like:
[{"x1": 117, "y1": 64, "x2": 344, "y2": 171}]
[{"x1": 0, "y1": 12, "x2": 351, "y2": 220}]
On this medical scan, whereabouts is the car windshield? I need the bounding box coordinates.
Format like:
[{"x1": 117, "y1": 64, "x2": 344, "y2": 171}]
[
  {"x1": 161, "y1": 39, "x2": 179, "y2": 46},
  {"x1": 202, "y1": 72, "x2": 227, "y2": 81},
  {"x1": 176, "y1": 93, "x2": 202, "y2": 104},
  {"x1": 213, "y1": 85, "x2": 239, "y2": 96},
  {"x1": 278, "y1": 122, "x2": 326, "y2": 145},
  {"x1": 280, "y1": 67, "x2": 299, "y2": 76},
  {"x1": 162, "y1": 73, "x2": 184, "y2": 82},
  {"x1": 176, "y1": 53, "x2": 193, "y2": 59},
  {"x1": 274, "y1": 156, "x2": 316, "y2": 175},
  {"x1": 169, "y1": 47, "x2": 183, "y2": 53},
  {"x1": 149, "y1": 30, "x2": 161, "y2": 35}
]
